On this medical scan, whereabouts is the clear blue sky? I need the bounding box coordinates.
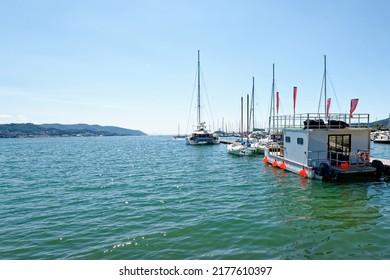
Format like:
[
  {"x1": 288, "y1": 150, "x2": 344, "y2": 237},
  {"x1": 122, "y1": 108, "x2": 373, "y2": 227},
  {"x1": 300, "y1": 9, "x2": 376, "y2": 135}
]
[{"x1": 1, "y1": 0, "x2": 389, "y2": 135}]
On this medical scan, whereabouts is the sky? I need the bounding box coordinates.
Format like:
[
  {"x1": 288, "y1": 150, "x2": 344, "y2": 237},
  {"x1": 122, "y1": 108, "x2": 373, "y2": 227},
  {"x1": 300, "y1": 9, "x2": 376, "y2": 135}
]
[{"x1": 0, "y1": 0, "x2": 389, "y2": 135}]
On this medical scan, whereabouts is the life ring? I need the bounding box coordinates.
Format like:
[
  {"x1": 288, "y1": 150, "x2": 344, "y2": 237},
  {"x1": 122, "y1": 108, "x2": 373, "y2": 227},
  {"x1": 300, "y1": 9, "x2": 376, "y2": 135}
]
[{"x1": 358, "y1": 151, "x2": 369, "y2": 162}]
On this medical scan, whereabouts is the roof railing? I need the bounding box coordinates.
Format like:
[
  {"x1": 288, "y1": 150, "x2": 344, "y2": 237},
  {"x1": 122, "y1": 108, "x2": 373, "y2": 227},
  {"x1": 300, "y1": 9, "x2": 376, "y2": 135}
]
[{"x1": 268, "y1": 113, "x2": 370, "y2": 130}]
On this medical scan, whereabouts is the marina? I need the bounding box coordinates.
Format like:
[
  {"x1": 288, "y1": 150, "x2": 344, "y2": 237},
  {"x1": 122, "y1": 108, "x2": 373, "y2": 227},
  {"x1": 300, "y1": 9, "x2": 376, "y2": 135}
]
[
  {"x1": 1, "y1": 136, "x2": 390, "y2": 260},
  {"x1": 2, "y1": 1, "x2": 390, "y2": 275}
]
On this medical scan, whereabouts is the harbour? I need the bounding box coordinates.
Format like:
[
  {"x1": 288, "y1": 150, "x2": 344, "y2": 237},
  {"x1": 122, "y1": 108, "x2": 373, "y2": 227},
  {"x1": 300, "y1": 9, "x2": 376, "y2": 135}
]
[{"x1": 1, "y1": 136, "x2": 390, "y2": 260}]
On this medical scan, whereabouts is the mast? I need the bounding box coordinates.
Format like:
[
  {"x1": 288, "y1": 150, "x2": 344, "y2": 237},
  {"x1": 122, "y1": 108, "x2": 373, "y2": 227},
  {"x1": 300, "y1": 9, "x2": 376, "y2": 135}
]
[
  {"x1": 197, "y1": 50, "x2": 201, "y2": 127},
  {"x1": 324, "y1": 55, "x2": 327, "y2": 119},
  {"x1": 247, "y1": 94, "x2": 250, "y2": 136},
  {"x1": 241, "y1": 97, "x2": 244, "y2": 138},
  {"x1": 251, "y1": 76, "x2": 255, "y2": 131},
  {"x1": 269, "y1": 64, "x2": 275, "y2": 131}
]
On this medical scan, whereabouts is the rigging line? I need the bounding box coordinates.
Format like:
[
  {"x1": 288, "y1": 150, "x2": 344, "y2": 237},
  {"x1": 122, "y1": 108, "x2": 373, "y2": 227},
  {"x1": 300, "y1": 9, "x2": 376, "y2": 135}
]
[
  {"x1": 317, "y1": 74, "x2": 325, "y2": 114},
  {"x1": 326, "y1": 71, "x2": 341, "y2": 112},
  {"x1": 186, "y1": 66, "x2": 199, "y2": 134},
  {"x1": 200, "y1": 66, "x2": 215, "y2": 130}
]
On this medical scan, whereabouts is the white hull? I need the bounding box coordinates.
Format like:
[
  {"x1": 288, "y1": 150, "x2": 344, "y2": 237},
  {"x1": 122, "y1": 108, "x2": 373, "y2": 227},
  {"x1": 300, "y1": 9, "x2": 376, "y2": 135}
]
[
  {"x1": 373, "y1": 133, "x2": 390, "y2": 144},
  {"x1": 226, "y1": 140, "x2": 264, "y2": 156},
  {"x1": 227, "y1": 143, "x2": 256, "y2": 156},
  {"x1": 186, "y1": 130, "x2": 220, "y2": 145}
]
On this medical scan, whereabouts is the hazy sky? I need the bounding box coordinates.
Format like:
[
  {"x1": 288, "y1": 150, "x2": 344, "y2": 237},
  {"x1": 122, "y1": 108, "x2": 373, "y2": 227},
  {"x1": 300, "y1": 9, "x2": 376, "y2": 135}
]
[{"x1": 1, "y1": 0, "x2": 389, "y2": 134}]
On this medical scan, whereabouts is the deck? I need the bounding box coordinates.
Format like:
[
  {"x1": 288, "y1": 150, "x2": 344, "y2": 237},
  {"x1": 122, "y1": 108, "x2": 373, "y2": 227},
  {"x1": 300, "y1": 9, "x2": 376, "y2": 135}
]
[{"x1": 331, "y1": 164, "x2": 376, "y2": 174}]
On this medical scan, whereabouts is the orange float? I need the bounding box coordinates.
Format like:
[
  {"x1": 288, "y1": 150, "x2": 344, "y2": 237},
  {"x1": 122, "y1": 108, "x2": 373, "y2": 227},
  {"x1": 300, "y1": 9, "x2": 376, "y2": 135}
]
[
  {"x1": 298, "y1": 168, "x2": 307, "y2": 177},
  {"x1": 262, "y1": 156, "x2": 269, "y2": 163},
  {"x1": 272, "y1": 160, "x2": 278, "y2": 167},
  {"x1": 340, "y1": 162, "x2": 349, "y2": 169},
  {"x1": 279, "y1": 162, "x2": 286, "y2": 169}
]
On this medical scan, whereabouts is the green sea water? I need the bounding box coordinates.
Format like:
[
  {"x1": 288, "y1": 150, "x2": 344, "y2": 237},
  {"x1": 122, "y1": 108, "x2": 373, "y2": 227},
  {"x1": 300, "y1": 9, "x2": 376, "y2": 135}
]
[{"x1": 0, "y1": 136, "x2": 389, "y2": 260}]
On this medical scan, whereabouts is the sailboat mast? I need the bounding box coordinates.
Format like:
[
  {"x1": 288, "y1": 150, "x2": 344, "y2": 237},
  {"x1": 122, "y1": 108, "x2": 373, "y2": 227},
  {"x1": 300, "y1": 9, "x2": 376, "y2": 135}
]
[
  {"x1": 197, "y1": 50, "x2": 201, "y2": 127},
  {"x1": 324, "y1": 55, "x2": 327, "y2": 119},
  {"x1": 247, "y1": 94, "x2": 250, "y2": 135},
  {"x1": 251, "y1": 76, "x2": 255, "y2": 131},
  {"x1": 241, "y1": 97, "x2": 244, "y2": 138},
  {"x1": 269, "y1": 64, "x2": 275, "y2": 131}
]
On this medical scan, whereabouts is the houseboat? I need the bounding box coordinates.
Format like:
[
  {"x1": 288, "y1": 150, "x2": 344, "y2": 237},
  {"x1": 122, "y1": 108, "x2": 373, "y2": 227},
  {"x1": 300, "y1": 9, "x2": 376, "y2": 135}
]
[{"x1": 263, "y1": 113, "x2": 385, "y2": 180}]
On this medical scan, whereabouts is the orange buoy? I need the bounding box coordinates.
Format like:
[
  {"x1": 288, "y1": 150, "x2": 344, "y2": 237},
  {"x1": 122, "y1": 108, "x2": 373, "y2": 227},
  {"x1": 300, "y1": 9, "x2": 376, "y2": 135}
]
[
  {"x1": 298, "y1": 168, "x2": 307, "y2": 177},
  {"x1": 279, "y1": 162, "x2": 286, "y2": 169},
  {"x1": 340, "y1": 162, "x2": 349, "y2": 169},
  {"x1": 262, "y1": 156, "x2": 269, "y2": 163},
  {"x1": 272, "y1": 160, "x2": 278, "y2": 167}
]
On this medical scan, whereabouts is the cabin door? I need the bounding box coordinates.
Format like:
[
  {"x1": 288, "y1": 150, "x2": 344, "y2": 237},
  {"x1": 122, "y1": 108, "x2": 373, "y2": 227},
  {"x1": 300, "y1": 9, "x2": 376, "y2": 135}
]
[{"x1": 328, "y1": 134, "x2": 351, "y2": 166}]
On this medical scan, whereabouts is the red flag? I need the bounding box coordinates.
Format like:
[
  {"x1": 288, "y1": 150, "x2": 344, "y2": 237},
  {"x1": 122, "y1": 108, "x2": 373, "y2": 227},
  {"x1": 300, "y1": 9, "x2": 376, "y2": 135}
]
[
  {"x1": 276, "y1": 92, "x2": 280, "y2": 114},
  {"x1": 293, "y1": 86, "x2": 297, "y2": 114},
  {"x1": 326, "y1": 98, "x2": 331, "y2": 117},
  {"x1": 350, "y1": 98, "x2": 359, "y2": 118}
]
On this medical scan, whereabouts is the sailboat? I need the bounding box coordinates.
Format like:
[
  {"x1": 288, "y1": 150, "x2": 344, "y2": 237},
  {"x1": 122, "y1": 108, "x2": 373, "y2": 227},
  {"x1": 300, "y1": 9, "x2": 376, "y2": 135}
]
[
  {"x1": 173, "y1": 123, "x2": 186, "y2": 139},
  {"x1": 227, "y1": 95, "x2": 257, "y2": 156},
  {"x1": 186, "y1": 50, "x2": 220, "y2": 145}
]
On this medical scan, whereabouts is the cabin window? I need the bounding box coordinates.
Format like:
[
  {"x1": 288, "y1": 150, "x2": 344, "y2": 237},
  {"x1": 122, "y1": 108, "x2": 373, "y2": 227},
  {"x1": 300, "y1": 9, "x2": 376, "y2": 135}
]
[
  {"x1": 285, "y1": 136, "x2": 291, "y2": 143},
  {"x1": 297, "y1": 138, "x2": 304, "y2": 145},
  {"x1": 328, "y1": 134, "x2": 351, "y2": 165}
]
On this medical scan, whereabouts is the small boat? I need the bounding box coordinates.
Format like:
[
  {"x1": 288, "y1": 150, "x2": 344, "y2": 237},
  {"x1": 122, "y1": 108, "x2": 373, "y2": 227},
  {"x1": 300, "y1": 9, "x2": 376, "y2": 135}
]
[
  {"x1": 373, "y1": 131, "x2": 390, "y2": 144},
  {"x1": 186, "y1": 50, "x2": 220, "y2": 145},
  {"x1": 227, "y1": 95, "x2": 259, "y2": 156},
  {"x1": 173, "y1": 124, "x2": 186, "y2": 139},
  {"x1": 227, "y1": 139, "x2": 257, "y2": 156}
]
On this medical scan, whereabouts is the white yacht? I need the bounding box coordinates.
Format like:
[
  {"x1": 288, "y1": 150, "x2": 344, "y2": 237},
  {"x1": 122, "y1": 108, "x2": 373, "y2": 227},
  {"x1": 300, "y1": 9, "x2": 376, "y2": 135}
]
[{"x1": 186, "y1": 50, "x2": 220, "y2": 145}]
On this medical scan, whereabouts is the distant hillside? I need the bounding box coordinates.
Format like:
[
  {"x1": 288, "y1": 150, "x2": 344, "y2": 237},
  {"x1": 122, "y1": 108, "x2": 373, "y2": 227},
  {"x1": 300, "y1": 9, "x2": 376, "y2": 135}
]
[
  {"x1": 40, "y1": 123, "x2": 146, "y2": 136},
  {"x1": 370, "y1": 117, "x2": 390, "y2": 129},
  {"x1": 0, "y1": 123, "x2": 147, "y2": 138}
]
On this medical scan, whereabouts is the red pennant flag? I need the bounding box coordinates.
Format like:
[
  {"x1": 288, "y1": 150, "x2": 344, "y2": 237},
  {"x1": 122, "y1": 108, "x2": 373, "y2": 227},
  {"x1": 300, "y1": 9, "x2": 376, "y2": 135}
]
[
  {"x1": 276, "y1": 92, "x2": 280, "y2": 114},
  {"x1": 326, "y1": 98, "x2": 331, "y2": 117},
  {"x1": 350, "y1": 98, "x2": 359, "y2": 118},
  {"x1": 293, "y1": 86, "x2": 297, "y2": 114}
]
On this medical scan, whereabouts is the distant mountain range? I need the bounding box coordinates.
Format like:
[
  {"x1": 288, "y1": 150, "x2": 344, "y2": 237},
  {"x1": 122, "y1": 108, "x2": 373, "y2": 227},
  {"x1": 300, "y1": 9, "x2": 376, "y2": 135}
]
[
  {"x1": 372, "y1": 117, "x2": 390, "y2": 129},
  {"x1": 0, "y1": 123, "x2": 147, "y2": 138}
]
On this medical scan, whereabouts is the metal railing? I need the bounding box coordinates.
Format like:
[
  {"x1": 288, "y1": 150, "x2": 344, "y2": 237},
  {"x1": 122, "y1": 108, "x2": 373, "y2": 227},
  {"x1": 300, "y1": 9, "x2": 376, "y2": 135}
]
[{"x1": 268, "y1": 113, "x2": 370, "y2": 130}]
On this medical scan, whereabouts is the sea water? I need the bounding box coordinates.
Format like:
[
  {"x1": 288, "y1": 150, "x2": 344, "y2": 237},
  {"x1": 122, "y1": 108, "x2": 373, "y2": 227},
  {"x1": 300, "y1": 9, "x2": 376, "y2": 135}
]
[{"x1": 0, "y1": 136, "x2": 389, "y2": 259}]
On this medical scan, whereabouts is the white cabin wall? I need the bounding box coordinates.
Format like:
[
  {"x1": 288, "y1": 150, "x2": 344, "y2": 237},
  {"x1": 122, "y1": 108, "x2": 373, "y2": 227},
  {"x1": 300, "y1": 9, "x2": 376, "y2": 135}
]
[
  {"x1": 307, "y1": 130, "x2": 329, "y2": 163},
  {"x1": 283, "y1": 128, "x2": 371, "y2": 167},
  {"x1": 350, "y1": 129, "x2": 371, "y2": 163},
  {"x1": 283, "y1": 129, "x2": 309, "y2": 166}
]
